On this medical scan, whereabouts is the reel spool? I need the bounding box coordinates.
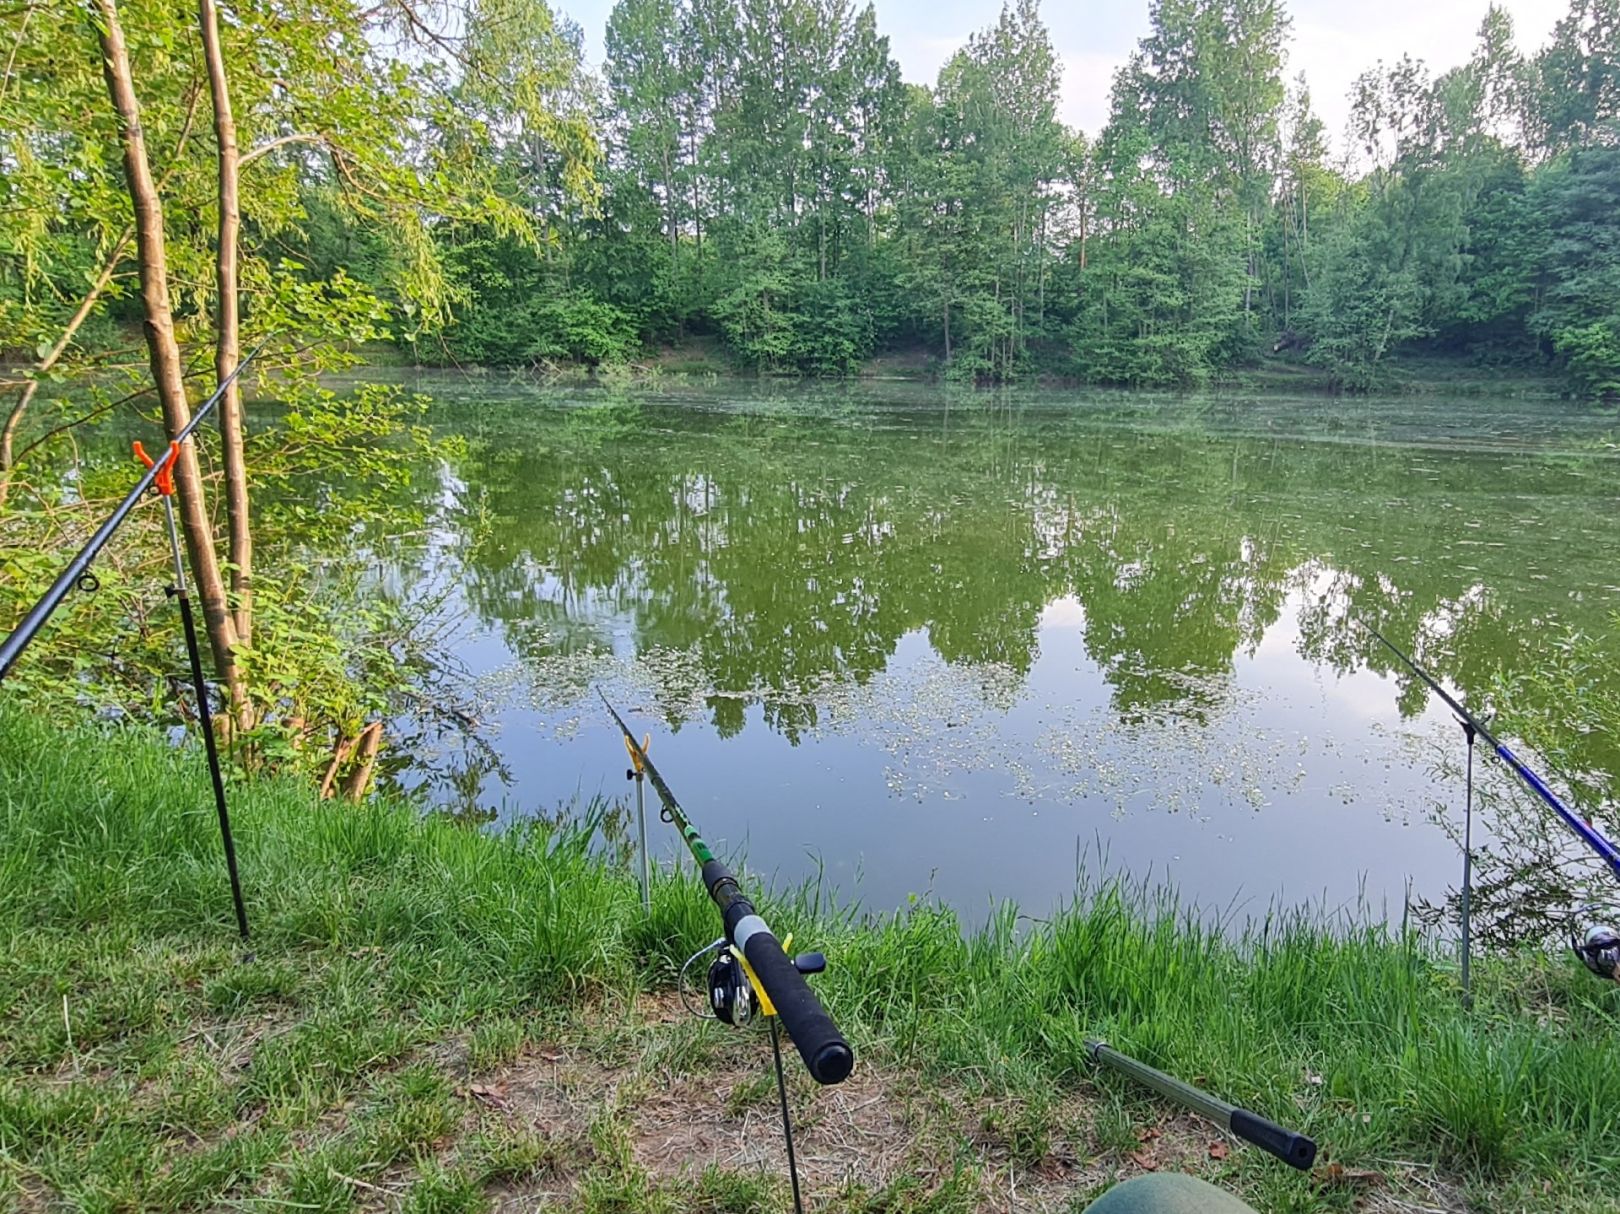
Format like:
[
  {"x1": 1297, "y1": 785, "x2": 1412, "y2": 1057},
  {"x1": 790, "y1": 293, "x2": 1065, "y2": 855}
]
[
  {"x1": 1573, "y1": 922, "x2": 1620, "y2": 981},
  {"x1": 681, "y1": 939, "x2": 828, "y2": 1025},
  {"x1": 709, "y1": 947, "x2": 756, "y2": 1026}
]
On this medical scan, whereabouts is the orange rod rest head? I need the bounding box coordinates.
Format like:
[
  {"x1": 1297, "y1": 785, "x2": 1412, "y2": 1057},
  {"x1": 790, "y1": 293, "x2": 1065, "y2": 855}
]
[{"x1": 132, "y1": 440, "x2": 180, "y2": 496}]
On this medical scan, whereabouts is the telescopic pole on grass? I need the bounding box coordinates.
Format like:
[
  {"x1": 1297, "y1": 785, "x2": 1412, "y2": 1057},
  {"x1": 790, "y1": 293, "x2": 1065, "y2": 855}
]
[
  {"x1": 135, "y1": 441, "x2": 250, "y2": 945},
  {"x1": 1460, "y1": 718, "x2": 1476, "y2": 1006},
  {"x1": 623, "y1": 731, "x2": 652, "y2": 913},
  {"x1": 1085, "y1": 1041, "x2": 1317, "y2": 1170}
]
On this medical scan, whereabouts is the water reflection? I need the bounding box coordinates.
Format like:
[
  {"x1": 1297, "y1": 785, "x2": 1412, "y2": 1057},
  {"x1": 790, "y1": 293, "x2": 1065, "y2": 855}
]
[{"x1": 354, "y1": 377, "x2": 1620, "y2": 923}]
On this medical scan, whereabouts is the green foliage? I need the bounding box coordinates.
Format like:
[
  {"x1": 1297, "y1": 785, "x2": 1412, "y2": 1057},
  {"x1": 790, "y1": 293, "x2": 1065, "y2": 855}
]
[
  {"x1": 425, "y1": 0, "x2": 1620, "y2": 393},
  {"x1": 0, "y1": 381, "x2": 456, "y2": 781},
  {"x1": 436, "y1": 234, "x2": 639, "y2": 366},
  {"x1": 1527, "y1": 139, "x2": 1620, "y2": 396},
  {"x1": 14, "y1": 0, "x2": 1620, "y2": 391}
]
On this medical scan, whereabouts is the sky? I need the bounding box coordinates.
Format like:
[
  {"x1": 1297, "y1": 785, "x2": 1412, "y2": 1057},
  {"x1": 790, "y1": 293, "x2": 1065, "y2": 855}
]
[{"x1": 556, "y1": 0, "x2": 1565, "y2": 157}]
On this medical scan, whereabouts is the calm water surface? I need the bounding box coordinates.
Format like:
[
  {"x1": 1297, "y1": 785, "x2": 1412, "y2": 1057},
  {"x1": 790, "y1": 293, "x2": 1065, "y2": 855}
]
[{"x1": 335, "y1": 375, "x2": 1620, "y2": 923}]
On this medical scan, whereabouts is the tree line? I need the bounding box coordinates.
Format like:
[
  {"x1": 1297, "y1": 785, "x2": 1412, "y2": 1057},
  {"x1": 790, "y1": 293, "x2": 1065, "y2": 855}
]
[
  {"x1": 8, "y1": 1, "x2": 1620, "y2": 393},
  {"x1": 419, "y1": 0, "x2": 1620, "y2": 392}
]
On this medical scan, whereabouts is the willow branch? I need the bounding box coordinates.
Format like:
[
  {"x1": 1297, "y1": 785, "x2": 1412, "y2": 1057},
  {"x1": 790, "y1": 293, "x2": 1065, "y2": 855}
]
[{"x1": 239, "y1": 130, "x2": 329, "y2": 169}]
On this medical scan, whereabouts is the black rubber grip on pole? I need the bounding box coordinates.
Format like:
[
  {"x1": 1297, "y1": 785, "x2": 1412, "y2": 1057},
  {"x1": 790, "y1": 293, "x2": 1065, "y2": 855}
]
[
  {"x1": 1230, "y1": 1108, "x2": 1316, "y2": 1170},
  {"x1": 740, "y1": 930, "x2": 854, "y2": 1085}
]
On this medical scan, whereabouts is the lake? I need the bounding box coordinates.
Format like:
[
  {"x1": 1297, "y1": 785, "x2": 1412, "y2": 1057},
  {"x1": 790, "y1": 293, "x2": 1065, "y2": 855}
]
[{"x1": 328, "y1": 373, "x2": 1620, "y2": 926}]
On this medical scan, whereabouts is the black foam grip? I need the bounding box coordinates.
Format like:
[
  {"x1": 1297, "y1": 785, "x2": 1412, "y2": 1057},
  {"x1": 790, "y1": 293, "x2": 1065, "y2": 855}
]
[
  {"x1": 1230, "y1": 1109, "x2": 1317, "y2": 1171},
  {"x1": 741, "y1": 930, "x2": 854, "y2": 1085}
]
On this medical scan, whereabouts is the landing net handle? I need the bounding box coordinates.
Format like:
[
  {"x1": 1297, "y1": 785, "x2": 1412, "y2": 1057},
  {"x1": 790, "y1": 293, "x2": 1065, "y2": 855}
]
[{"x1": 1087, "y1": 1041, "x2": 1317, "y2": 1171}]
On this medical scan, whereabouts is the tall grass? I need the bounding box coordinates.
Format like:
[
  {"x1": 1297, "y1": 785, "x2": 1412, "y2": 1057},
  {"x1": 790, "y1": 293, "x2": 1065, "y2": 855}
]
[{"x1": 1, "y1": 706, "x2": 1617, "y2": 1209}]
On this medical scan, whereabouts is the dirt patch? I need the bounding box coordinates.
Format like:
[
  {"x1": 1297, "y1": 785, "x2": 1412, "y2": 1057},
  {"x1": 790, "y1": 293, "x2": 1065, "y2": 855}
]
[{"x1": 462, "y1": 992, "x2": 1145, "y2": 1210}]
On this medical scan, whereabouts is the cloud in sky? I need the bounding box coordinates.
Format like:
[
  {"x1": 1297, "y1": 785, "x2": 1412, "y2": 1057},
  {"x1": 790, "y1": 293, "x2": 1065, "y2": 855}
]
[{"x1": 563, "y1": 0, "x2": 1567, "y2": 155}]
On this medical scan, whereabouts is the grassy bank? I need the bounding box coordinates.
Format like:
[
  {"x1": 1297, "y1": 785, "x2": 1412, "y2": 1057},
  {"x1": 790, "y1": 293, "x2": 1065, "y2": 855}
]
[{"x1": 1, "y1": 711, "x2": 1616, "y2": 1213}]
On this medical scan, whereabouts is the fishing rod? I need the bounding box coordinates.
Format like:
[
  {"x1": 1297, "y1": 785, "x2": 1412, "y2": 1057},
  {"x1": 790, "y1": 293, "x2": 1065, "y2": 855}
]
[
  {"x1": 600, "y1": 690, "x2": 850, "y2": 1214},
  {"x1": 0, "y1": 341, "x2": 270, "y2": 947},
  {"x1": 598, "y1": 690, "x2": 853, "y2": 1085},
  {"x1": 1086, "y1": 1041, "x2": 1317, "y2": 1170},
  {"x1": 1369, "y1": 625, "x2": 1620, "y2": 981},
  {"x1": 1368, "y1": 626, "x2": 1620, "y2": 883},
  {"x1": 0, "y1": 337, "x2": 269, "y2": 681}
]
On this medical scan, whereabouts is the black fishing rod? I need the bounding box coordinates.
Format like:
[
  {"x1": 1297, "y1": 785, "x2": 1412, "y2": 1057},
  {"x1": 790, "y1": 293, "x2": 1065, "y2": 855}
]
[
  {"x1": 598, "y1": 690, "x2": 853, "y2": 1085},
  {"x1": 1368, "y1": 626, "x2": 1620, "y2": 885},
  {"x1": 0, "y1": 338, "x2": 268, "y2": 681},
  {"x1": 0, "y1": 343, "x2": 269, "y2": 946},
  {"x1": 601, "y1": 692, "x2": 851, "y2": 1214},
  {"x1": 1085, "y1": 1041, "x2": 1316, "y2": 1170}
]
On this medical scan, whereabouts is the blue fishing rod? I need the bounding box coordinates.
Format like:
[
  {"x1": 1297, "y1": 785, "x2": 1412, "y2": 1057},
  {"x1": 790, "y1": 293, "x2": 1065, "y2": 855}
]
[{"x1": 1369, "y1": 626, "x2": 1620, "y2": 979}]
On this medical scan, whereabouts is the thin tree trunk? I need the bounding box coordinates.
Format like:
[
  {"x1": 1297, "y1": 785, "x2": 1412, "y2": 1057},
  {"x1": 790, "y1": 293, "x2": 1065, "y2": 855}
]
[
  {"x1": 0, "y1": 233, "x2": 127, "y2": 510},
  {"x1": 1244, "y1": 209, "x2": 1254, "y2": 323},
  {"x1": 93, "y1": 0, "x2": 243, "y2": 715},
  {"x1": 199, "y1": 0, "x2": 252, "y2": 666},
  {"x1": 1, "y1": 75, "x2": 200, "y2": 512},
  {"x1": 340, "y1": 721, "x2": 384, "y2": 802},
  {"x1": 689, "y1": 127, "x2": 702, "y2": 263},
  {"x1": 660, "y1": 143, "x2": 677, "y2": 267}
]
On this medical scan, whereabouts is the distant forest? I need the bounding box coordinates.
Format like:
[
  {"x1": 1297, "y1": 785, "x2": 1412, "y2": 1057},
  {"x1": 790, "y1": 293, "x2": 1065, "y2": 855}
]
[{"x1": 9, "y1": 0, "x2": 1620, "y2": 391}]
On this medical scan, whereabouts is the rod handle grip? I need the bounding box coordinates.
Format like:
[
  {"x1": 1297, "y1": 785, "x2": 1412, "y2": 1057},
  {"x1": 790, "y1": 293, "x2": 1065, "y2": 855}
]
[
  {"x1": 1230, "y1": 1108, "x2": 1316, "y2": 1170},
  {"x1": 741, "y1": 931, "x2": 853, "y2": 1085}
]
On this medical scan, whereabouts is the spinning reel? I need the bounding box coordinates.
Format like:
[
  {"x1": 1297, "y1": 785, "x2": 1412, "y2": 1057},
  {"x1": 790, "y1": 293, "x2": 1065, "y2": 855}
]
[
  {"x1": 1570, "y1": 912, "x2": 1620, "y2": 982},
  {"x1": 682, "y1": 936, "x2": 828, "y2": 1025},
  {"x1": 678, "y1": 935, "x2": 831, "y2": 1214}
]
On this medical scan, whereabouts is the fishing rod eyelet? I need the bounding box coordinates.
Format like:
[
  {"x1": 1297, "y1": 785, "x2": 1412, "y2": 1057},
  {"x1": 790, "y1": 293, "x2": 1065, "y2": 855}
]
[{"x1": 75, "y1": 570, "x2": 100, "y2": 594}]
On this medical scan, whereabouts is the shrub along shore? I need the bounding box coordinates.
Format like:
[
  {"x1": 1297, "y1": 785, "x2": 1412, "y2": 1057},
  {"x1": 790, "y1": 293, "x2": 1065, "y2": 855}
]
[{"x1": 1, "y1": 709, "x2": 1616, "y2": 1213}]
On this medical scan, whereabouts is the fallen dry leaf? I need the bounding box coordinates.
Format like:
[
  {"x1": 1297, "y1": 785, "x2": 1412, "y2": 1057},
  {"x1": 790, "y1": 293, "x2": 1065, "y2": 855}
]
[
  {"x1": 1207, "y1": 1140, "x2": 1229, "y2": 1160},
  {"x1": 1128, "y1": 1151, "x2": 1160, "y2": 1172},
  {"x1": 1312, "y1": 1162, "x2": 1382, "y2": 1190},
  {"x1": 468, "y1": 1083, "x2": 510, "y2": 1111},
  {"x1": 1136, "y1": 1126, "x2": 1164, "y2": 1143}
]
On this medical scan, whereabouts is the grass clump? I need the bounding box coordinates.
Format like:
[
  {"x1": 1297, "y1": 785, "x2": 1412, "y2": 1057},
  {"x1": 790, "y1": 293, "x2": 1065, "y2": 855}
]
[{"x1": 0, "y1": 708, "x2": 1617, "y2": 1210}]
